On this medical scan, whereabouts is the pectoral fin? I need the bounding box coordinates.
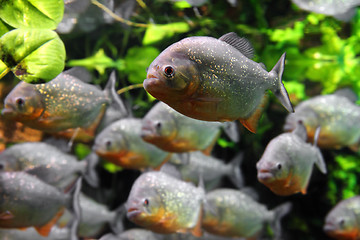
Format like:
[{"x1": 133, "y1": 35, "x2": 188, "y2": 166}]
[{"x1": 0, "y1": 211, "x2": 14, "y2": 220}]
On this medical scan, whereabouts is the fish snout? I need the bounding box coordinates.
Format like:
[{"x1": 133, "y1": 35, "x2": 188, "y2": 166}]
[
  {"x1": 141, "y1": 121, "x2": 157, "y2": 140},
  {"x1": 1, "y1": 107, "x2": 15, "y2": 118},
  {"x1": 256, "y1": 162, "x2": 275, "y2": 182}
]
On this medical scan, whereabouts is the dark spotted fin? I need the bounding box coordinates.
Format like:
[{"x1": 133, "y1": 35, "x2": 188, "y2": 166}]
[
  {"x1": 64, "y1": 67, "x2": 92, "y2": 83},
  {"x1": 83, "y1": 152, "x2": 99, "y2": 188},
  {"x1": 270, "y1": 202, "x2": 292, "y2": 240},
  {"x1": 269, "y1": 53, "x2": 294, "y2": 113},
  {"x1": 219, "y1": 32, "x2": 255, "y2": 59},
  {"x1": 239, "y1": 93, "x2": 269, "y2": 133},
  {"x1": 228, "y1": 152, "x2": 244, "y2": 189}
]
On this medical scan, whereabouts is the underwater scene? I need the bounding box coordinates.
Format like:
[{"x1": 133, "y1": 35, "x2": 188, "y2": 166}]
[{"x1": 1, "y1": 0, "x2": 360, "y2": 239}]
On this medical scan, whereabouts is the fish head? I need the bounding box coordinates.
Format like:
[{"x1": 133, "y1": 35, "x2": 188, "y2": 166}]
[
  {"x1": 126, "y1": 173, "x2": 165, "y2": 228},
  {"x1": 141, "y1": 102, "x2": 178, "y2": 144},
  {"x1": 2, "y1": 81, "x2": 45, "y2": 121},
  {"x1": 256, "y1": 137, "x2": 292, "y2": 183},
  {"x1": 144, "y1": 46, "x2": 200, "y2": 103},
  {"x1": 93, "y1": 128, "x2": 128, "y2": 157},
  {"x1": 324, "y1": 204, "x2": 359, "y2": 240}
]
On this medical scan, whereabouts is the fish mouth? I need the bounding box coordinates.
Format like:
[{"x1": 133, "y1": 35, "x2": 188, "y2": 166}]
[
  {"x1": 141, "y1": 124, "x2": 157, "y2": 140},
  {"x1": 126, "y1": 207, "x2": 142, "y2": 220},
  {"x1": 323, "y1": 223, "x2": 336, "y2": 234},
  {"x1": 257, "y1": 169, "x2": 274, "y2": 182},
  {"x1": 1, "y1": 107, "x2": 15, "y2": 118}
]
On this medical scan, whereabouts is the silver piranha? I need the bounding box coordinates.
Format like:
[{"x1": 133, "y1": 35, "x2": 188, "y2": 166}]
[
  {"x1": 202, "y1": 188, "x2": 292, "y2": 239},
  {"x1": 324, "y1": 196, "x2": 360, "y2": 240},
  {"x1": 0, "y1": 172, "x2": 81, "y2": 237},
  {"x1": 143, "y1": 32, "x2": 293, "y2": 133},
  {"x1": 164, "y1": 151, "x2": 244, "y2": 189},
  {"x1": 257, "y1": 121, "x2": 326, "y2": 196},
  {"x1": 291, "y1": 0, "x2": 360, "y2": 21},
  {"x1": 126, "y1": 171, "x2": 204, "y2": 236},
  {"x1": 0, "y1": 142, "x2": 98, "y2": 190},
  {"x1": 93, "y1": 118, "x2": 173, "y2": 170},
  {"x1": 284, "y1": 89, "x2": 360, "y2": 151},
  {"x1": 141, "y1": 101, "x2": 239, "y2": 155}
]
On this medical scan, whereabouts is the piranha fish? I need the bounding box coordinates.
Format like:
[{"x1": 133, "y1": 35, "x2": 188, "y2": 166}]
[
  {"x1": 324, "y1": 196, "x2": 360, "y2": 240},
  {"x1": 126, "y1": 171, "x2": 205, "y2": 236},
  {"x1": 1, "y1": 69, "x2": 125, "y2": 135},
  {"x1": 257, "y1": 121, "x2": 326, "y2": 196},
  {"x1": 100, "y1": 228, "x2": 162, "y2": 240},
  {"x1": 0, "y1": 172, "x2": 81, "y2": 237},
  {"x1": 0, "y1": 142, "x2": 98, "y2": 190},
  {"x1": 93, "y1": 118, "x2": 173, "y2": 170},
  {"x1": 141, "y1": 101, "x2": 239, "y2": 155},
  {"x1": 0, "y1": 226, "x2": 71, "y2": 240},
  {"x1": 164, "y1": 151, "x2": 244, "y2": 189},
  {"x1": 57, "y1": 193, "x2": 124, "y2": 238},
  {"x1": 202, "y1": 188, "x2": 292, "y2": 239},
  {"x1": 291, "y1": 0, "x2": 360, "y2": 21},
  {"x1": 143, "y1": 32, "x2": 294, "y2": 133},
  {"x1": 284, "y1": 89, "x2": 360, "y2": 151}
]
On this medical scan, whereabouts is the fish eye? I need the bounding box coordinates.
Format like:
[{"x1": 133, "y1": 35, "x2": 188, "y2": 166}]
[
  {"x1": 143, "y1": 198, "x2": 150, "y2": 207},
  {"x1": 277, "y1": 163, "x2": 282, "y2": 170},
  {"x1": 339, "y1": 219, "x2": 345, "y2": 226},
  {"x1": 15, "y1": 97, "x2": 25, "y2": 109},
  {"x1": 164, "y1": 66, "x2": 175, "y2": 78},
  {"x1": 105, "y1": 140, "x2": 112, "y2": 149},
  {"x1": 155, "y1": 122, "x2": 162, "y2": 130}
]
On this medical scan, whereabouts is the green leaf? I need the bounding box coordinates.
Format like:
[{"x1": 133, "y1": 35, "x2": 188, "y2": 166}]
[
  {"x1": 67, "y1": 49, "x2": 120, "y2": 75},
  {"x1": 174, "y1": 1, "x2": 192, "y2": 9},
  {"x1": 102, "y1": 161, "x2": 123, "y2": 173},
  {"x1": 0, "y1": 19, "x2": 12, "y2": 37},
  {"x1": 0, "y1": 28, "x2": 65, "y2": 82},
  {"x1": 143, "y1": 23, "x2": 191, "y2": 45},
  {"x1": 124, "y1": 46, "x2": 160, "y2": 84},
  {"x1": 74, "y1": 143, "x2": 92, "y2": 160},
  {"x1": 0, "y1": 0, "x2": 64, "y2": 29}
]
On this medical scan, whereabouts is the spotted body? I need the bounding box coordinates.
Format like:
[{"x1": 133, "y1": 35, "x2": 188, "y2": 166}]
[
  {"x1": 284, "y1": 91, "x2": 360, "y2": 150},
  {"x1": 202, "y1": 188, "x2": 291, "y2": 238},
  {"x1": 257, "y1": 122, "x2": 326, "y2": 196},
  {"x1": 0, "y1": 172, "x2": 79, "y2": 237},
  {"x1": 126, "y1": 171, "x2": 204, "y2": 236},
  {"x1": 324, "y1": 196, "x2": 360, "y2": 240},
  {"x1": 93, "y1": 118, "x2": 172, "y2": 170},
  {"x1": 144, "y1": 32, "x2": 293, "y2": 132},
  {"x1": 141, "y1": 101, "x2": 238, "y2": 154},
  {"x1": 0, "y1": 142, "x2": 98, "y2": 190},
  {"x1": 2, "y1": 71, "x2": 115, "y2": 132}
]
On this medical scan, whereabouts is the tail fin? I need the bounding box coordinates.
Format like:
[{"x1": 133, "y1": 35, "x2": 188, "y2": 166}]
[
  {"x1": 269, "y1": 53, "x2": 294, "y2": 113},
  {"x1": 67, "y1": 177, "x2": 82, "y2": 240},
  {"x1": 103, "y1": 71, "x2": 128, "y2": 115},
  {"x1": 110, "y1": 204, "x2": 125, "y2": 235},
  {"x1": 83, "y1": 152, "x2": 99, "y2": 188},
  {"x1": 270, "y1": 202, "x2": 292, "y2": 240},
  {"x1": 228, "y1": 152, "x2": 244, "y2": 189}
]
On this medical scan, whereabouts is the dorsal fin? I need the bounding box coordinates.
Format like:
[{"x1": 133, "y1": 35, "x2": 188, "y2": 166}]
[{"x1": 219, "y1": 32, "x2": 255, "y2": 59}]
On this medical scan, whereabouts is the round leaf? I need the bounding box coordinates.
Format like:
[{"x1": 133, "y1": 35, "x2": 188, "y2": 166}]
[
  {"x1": 0, "y1": 28, "x2": 66, "y2": 82},
  {"x1": 0, "y1": 0, "x2": 64, "y2": 29}
]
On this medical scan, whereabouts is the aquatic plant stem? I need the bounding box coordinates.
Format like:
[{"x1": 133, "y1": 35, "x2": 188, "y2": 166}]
[
  {"x1": 0, "y1": 67, "x2": 10, "y2": 80},
  {"x1": 91, "y1": 0, "x2": 149, "y2": 28},
  {"x1": 117, "y1": 83, "x2": 144, "y2": 95}
]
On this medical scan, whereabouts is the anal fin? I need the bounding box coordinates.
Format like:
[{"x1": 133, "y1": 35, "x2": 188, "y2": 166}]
[
  {"x1": 190, "y1": 207, "x2": 203, "y2": 237},
  {"x1": 239, "y1": 94, "x2": 269, "y2": 133},
  {"x1": 34, "y1": 208, "x2": 65, "y2": 236}
]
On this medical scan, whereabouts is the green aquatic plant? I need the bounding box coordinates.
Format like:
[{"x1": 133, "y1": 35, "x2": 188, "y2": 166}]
[{"x1": 0, "y1": 0, "x2": 66, "y2": 82}]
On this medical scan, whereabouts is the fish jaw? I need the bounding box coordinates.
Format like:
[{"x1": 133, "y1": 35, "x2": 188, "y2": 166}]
[
  {"x1": 127, "y1": 207, "x2": 143, "y2": 221},
  {"x1": 143, "y1": 75, "x2": 167, "y2": 100},
  {"x1": 257, "y1": 168, "x2": 275, "y2": 183},
  {"x1": 1, "y1": 106, "x2": 16, "y2": 118}
]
